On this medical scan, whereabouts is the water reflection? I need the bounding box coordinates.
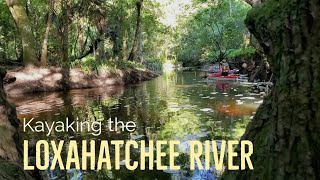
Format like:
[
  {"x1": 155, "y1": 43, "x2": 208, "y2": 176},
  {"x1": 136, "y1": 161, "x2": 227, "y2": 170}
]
[{"x1": 10, "y1": 71, "x2": 261, "y2": 179}]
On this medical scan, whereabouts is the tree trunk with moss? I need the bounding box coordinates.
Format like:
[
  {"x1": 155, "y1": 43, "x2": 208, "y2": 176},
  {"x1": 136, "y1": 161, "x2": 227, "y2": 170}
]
[
  {"x1": 5, "y1": 0, "x2": 38, "y2": 66},
  {"x1": 222, "y1": 0, "x2": 320, "y2": 179}
]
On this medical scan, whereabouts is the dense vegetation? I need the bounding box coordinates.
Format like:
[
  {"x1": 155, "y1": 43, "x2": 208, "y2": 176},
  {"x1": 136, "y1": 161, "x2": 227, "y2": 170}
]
[
  {"x1": 0, "y1": 0, "x2": 256, "y2": 69},
  {"x1": 0, "y1": 0, "x2": 169, "y2": 70},
  {"x1": 175, "y1": 0, "x2": 256, "y2": 66},
  {"x1": 1, "y1": 0, "x2": 319, "y2": 179}
]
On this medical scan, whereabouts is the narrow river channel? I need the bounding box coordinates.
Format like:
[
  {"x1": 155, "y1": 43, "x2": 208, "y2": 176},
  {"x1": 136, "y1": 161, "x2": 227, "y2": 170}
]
[{"x1": 9, "y1": 71, "x2": 262, "y2": 179}]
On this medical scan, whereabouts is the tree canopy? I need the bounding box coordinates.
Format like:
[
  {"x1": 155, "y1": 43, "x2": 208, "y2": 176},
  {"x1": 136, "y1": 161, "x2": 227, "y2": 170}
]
[
  {"x1": 175, "y1": 0, "x2": 255, "y2": 66},
  {"x1": 0, "y1": 0, "x2": 258, "y2": 68}
]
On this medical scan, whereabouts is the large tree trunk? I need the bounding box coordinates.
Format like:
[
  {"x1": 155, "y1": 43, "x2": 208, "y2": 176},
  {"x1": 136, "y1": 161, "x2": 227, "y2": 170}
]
[
  {"x1": 222, "y1": 0, "x2": 320, "y2": 179},
  {"x1": 128, "y1": 0, "x2": 143, "y2": 61},
  {"x1": 0, "y1": 69, "x2": 19, "y2": 163},
  {"x1": 5, "y1": 0, "x2": 39, "y2": 66},
  {"x1": 0, "y1": 68, "x2": 36, "y2": 179},
  {"x1": 40, "y1": 0, "x2": 54, "y2": 66}
]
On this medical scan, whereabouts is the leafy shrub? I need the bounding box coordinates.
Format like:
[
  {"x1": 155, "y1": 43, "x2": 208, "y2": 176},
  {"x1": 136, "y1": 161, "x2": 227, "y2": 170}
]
[
  {"x1": 70, "y1": 56, "x2": 145, "y2": 74},
  {"x1": 226, "y1": 47, "x2": 256, "y2": 59}
]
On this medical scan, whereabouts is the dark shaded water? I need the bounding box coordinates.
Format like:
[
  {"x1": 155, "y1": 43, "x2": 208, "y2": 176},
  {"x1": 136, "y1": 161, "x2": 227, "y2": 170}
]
[{"x1": 10, "y1": 71, "x2": 262, "y2": 180}]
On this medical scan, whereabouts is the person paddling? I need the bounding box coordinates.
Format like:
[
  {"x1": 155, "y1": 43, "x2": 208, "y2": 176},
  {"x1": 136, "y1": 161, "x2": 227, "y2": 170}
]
[{"x1": 220, "y1": 59, "x2": 230, "y2": 76}]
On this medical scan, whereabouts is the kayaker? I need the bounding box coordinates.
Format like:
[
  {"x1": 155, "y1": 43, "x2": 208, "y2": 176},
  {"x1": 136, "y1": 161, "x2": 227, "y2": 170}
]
[{"x1": 220, "y1": 59, "x2": 230, "y2": 76}]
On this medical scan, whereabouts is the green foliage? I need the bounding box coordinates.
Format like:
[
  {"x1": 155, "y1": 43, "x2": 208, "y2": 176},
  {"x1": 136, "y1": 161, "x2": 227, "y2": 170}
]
[
  {"x1": 175, "y1": 0, "x2": 254, "y2": 65},
  {"x1": 70, "y1": 56, "x2": 144, "y2": 74},
  {"x1": 226, "y1": 47, "x2": 256, "y2": 59},
  {"x1": 0, "y1": 0, "x2": 168, "y2": 67},
  {"x1": 141, "y1": 0, "x2": 169, "y2": 62},
  {"x1": 0, "y1": 0, "x2": 20, "y2": 61},
  {"x1": 1, "y1": 0, "x2": 256, "y2": 69},
  {"x1": 145, "y1": 59, "x2": 163, "y2": 72}
]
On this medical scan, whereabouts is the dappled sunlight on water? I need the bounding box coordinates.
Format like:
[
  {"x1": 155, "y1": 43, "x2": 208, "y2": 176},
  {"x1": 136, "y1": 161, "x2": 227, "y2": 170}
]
[
  {"x1": 216, "y1": 101, "x2": 258, "y2": 117},
  {"x1": 10, "y1": 71, "x2": 262, "y2": 179}
]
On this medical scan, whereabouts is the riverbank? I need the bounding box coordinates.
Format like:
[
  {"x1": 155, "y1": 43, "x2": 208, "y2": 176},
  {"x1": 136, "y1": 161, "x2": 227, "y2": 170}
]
[{"x1": 4, "y1": 66, "x2": 159, "y2": 95}]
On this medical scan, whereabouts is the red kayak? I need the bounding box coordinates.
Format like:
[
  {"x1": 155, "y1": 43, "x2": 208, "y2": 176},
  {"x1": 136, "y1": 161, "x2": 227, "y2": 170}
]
[{"x1": 207, "y1": 73, "x2": 238, "y2": 80}]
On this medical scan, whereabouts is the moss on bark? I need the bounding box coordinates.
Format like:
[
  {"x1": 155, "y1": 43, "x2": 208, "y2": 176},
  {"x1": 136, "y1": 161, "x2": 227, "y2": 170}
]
[{"x1": 222, "y1": 0, "x2": 320, "y2": 179}]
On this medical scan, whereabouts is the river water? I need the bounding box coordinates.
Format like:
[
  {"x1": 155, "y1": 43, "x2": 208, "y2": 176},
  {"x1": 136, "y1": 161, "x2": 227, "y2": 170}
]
[{"x1": 10, "y1": 71, "x2": 262, "y2": 179}]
